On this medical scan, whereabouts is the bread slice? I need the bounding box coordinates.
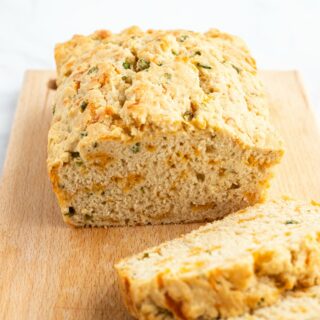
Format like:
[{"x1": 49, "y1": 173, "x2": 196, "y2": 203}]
[
  {"x1": 48, "y1": 26, "x2": 283, "y2": 227},
  {"x1": 233, "y1": 286, "x2": 320, "y2": 320},
  {"x1": 115, "y1": 199, "x2": 320, "y2": 319}
]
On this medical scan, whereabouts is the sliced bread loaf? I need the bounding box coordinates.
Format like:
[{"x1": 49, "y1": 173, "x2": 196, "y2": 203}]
[
  {"x1": 233, "y1": 285, "x2": 320, "y2": 320},
  {"x1": 115, "y1": 199, "x2": 320, "y2": 319},
  {"x1": 48, "y1": 27, "x2": 283, "y2": 226}
]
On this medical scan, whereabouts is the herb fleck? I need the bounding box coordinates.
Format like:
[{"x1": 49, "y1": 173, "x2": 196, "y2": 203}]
[
  {"x1": 178, "y1": 34, "x2": 188, "y2": 42},
  {"x1": 70, "y1": 151, "x2": 80, "y2": 158},
  {"x1": 52, "y1": 104, "x2": 56, "y2": 115},
  {"x1": 285, "y1": 220, "x2": 299, "y2": 225},
  {"x1": 122, "y1": 61, "x2": 131, "y2": 69},
  {"x1": 164, "y1": 73, "x2": 172, "y2": 80},
  {"x1": 182, "y1": 110, "x2": 194, "y2": 121},
  {"x1": 80, "y1": 101, "x2": 88, "y2": 112},
  {"x1": 171, "y1": 50, "x2": 178, "y2": 56},
  {"x1": 140, "y1": 187, "x2": 145, "y2": 194},
  {"x1": 232, "y1": 64, "x2": 241, "y2": 74},
  {"x1": 122, "y1": 75, "x2": 132, "y2": 84},
  {"x1": 196, "y1": 62, "x2": 212, "y2": 69},
  {"x1": 156, "y1": 307, "x2": 173, "y2": 317},
  {"x1": 75, "y1": 161, "x2": 83, "y2": 166},
  {"x1": 136, "y1": 59, "x2": 150, "y2": 71},
  {"x1": 80, "y1": 131, "x2": 88, "y2": 137},
  {"x1": 88, "y1": 66, "x2": 98, "y2": 74},
  {"x1": 93, "y1": 142, "x2": 98, "y2": 148},
  {"x1": 131, "y1": 142, "x2": 141, "y2": 153},
  {"x1": 194, "y1": 50, "x2": 201, "y2": 56},
  {"x1": 66, "y1": 206, "x2": 75, "y2": 217}
]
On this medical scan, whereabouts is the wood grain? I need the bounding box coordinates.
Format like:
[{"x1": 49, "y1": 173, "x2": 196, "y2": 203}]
[{"x1": 0, "y1": 70, "x2": 319, "y2": 319}]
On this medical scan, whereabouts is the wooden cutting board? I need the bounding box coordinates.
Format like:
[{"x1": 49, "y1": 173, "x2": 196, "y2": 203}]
[{"x1": 0, "y1": 70, "x2": 320, "y2": 319}]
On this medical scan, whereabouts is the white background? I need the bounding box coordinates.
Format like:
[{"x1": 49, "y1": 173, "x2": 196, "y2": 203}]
[{"x1": 1, "y1": 0, "x2": 320, "y2": 172}]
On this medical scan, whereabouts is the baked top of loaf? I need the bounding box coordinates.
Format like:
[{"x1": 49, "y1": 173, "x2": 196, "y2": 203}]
[
  {"x1": 115, "y1": 199, "x2": 320, "y2": 318},
  {"x1": 233, "y1": 286, "x2": 320, "y2": 319},
  {"x1": 49, "y1": 26, "x2": 281, "y2": 170}
]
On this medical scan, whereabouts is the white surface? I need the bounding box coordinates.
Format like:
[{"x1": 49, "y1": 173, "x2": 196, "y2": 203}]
[{"x1": 1, "y1": 0, "x2": 320, "y2": 173}]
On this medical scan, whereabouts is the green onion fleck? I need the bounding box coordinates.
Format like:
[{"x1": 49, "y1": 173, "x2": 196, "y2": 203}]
[
  {"x1": 122, "y1": 75, "x2": 132, "y2": 84},
  {"x1": 196, "y1": 62, "x2": 212, "y2": 70},
  {"x1": 80, "y1": 131, "x2": 88, "y2": 137},
  {"x1": 52, "y1": 104, "x2": 56, "y2": 115},
  {"x1": 123, "y1": 61, "x2": 131, "y2": 69},
  {"x1": 157, "y1": 308, "x2": 173, "y2": 316},
  {"x1": 80, "y1": 101, "x2": 88, "y2": 112},
  {"x1": 87, "y1": 66, "x2": 99, "y2": 74},
  {"x1": 182, "y1": 110, "x2": 194, "y2": 121},
  {"x1": 131, "y1": 142, "x2": 141, "y2": 153},
  {"x1": 232, "y1": 64, "x2": 241, "y2": 73},
  {"x1": 136, "y1": 59, "x2": 150, "y2": 71},
  {"x1": 194, "y1": 50, "x2": 201, "y2": 56},
  {"x1": 172, "y1": 50, "x2": 179, "y2": 56},
  {"x1": 285, "y1": 220, "x2": 299, "y2": 225},
  {"x1": 178, "y1": 35, "x2": 188, "y2": 42}
]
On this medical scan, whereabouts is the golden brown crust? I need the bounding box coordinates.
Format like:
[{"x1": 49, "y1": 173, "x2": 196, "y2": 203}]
[{"x1": 48, "y1": 26, "x2": 282, "y2": 171}]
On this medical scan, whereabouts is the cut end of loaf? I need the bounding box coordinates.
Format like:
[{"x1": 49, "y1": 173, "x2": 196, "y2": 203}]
[{"x1": 48, "y1": 128, "x2": 283, "y2": 227}]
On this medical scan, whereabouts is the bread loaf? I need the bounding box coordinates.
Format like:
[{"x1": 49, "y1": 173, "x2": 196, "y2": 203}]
[
  {"x1": 48, "y1": 27, "x2": 283, "y2": 226},
  {"x1": 115, "y1": 199, "x2": 320, "y2": 319}
]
